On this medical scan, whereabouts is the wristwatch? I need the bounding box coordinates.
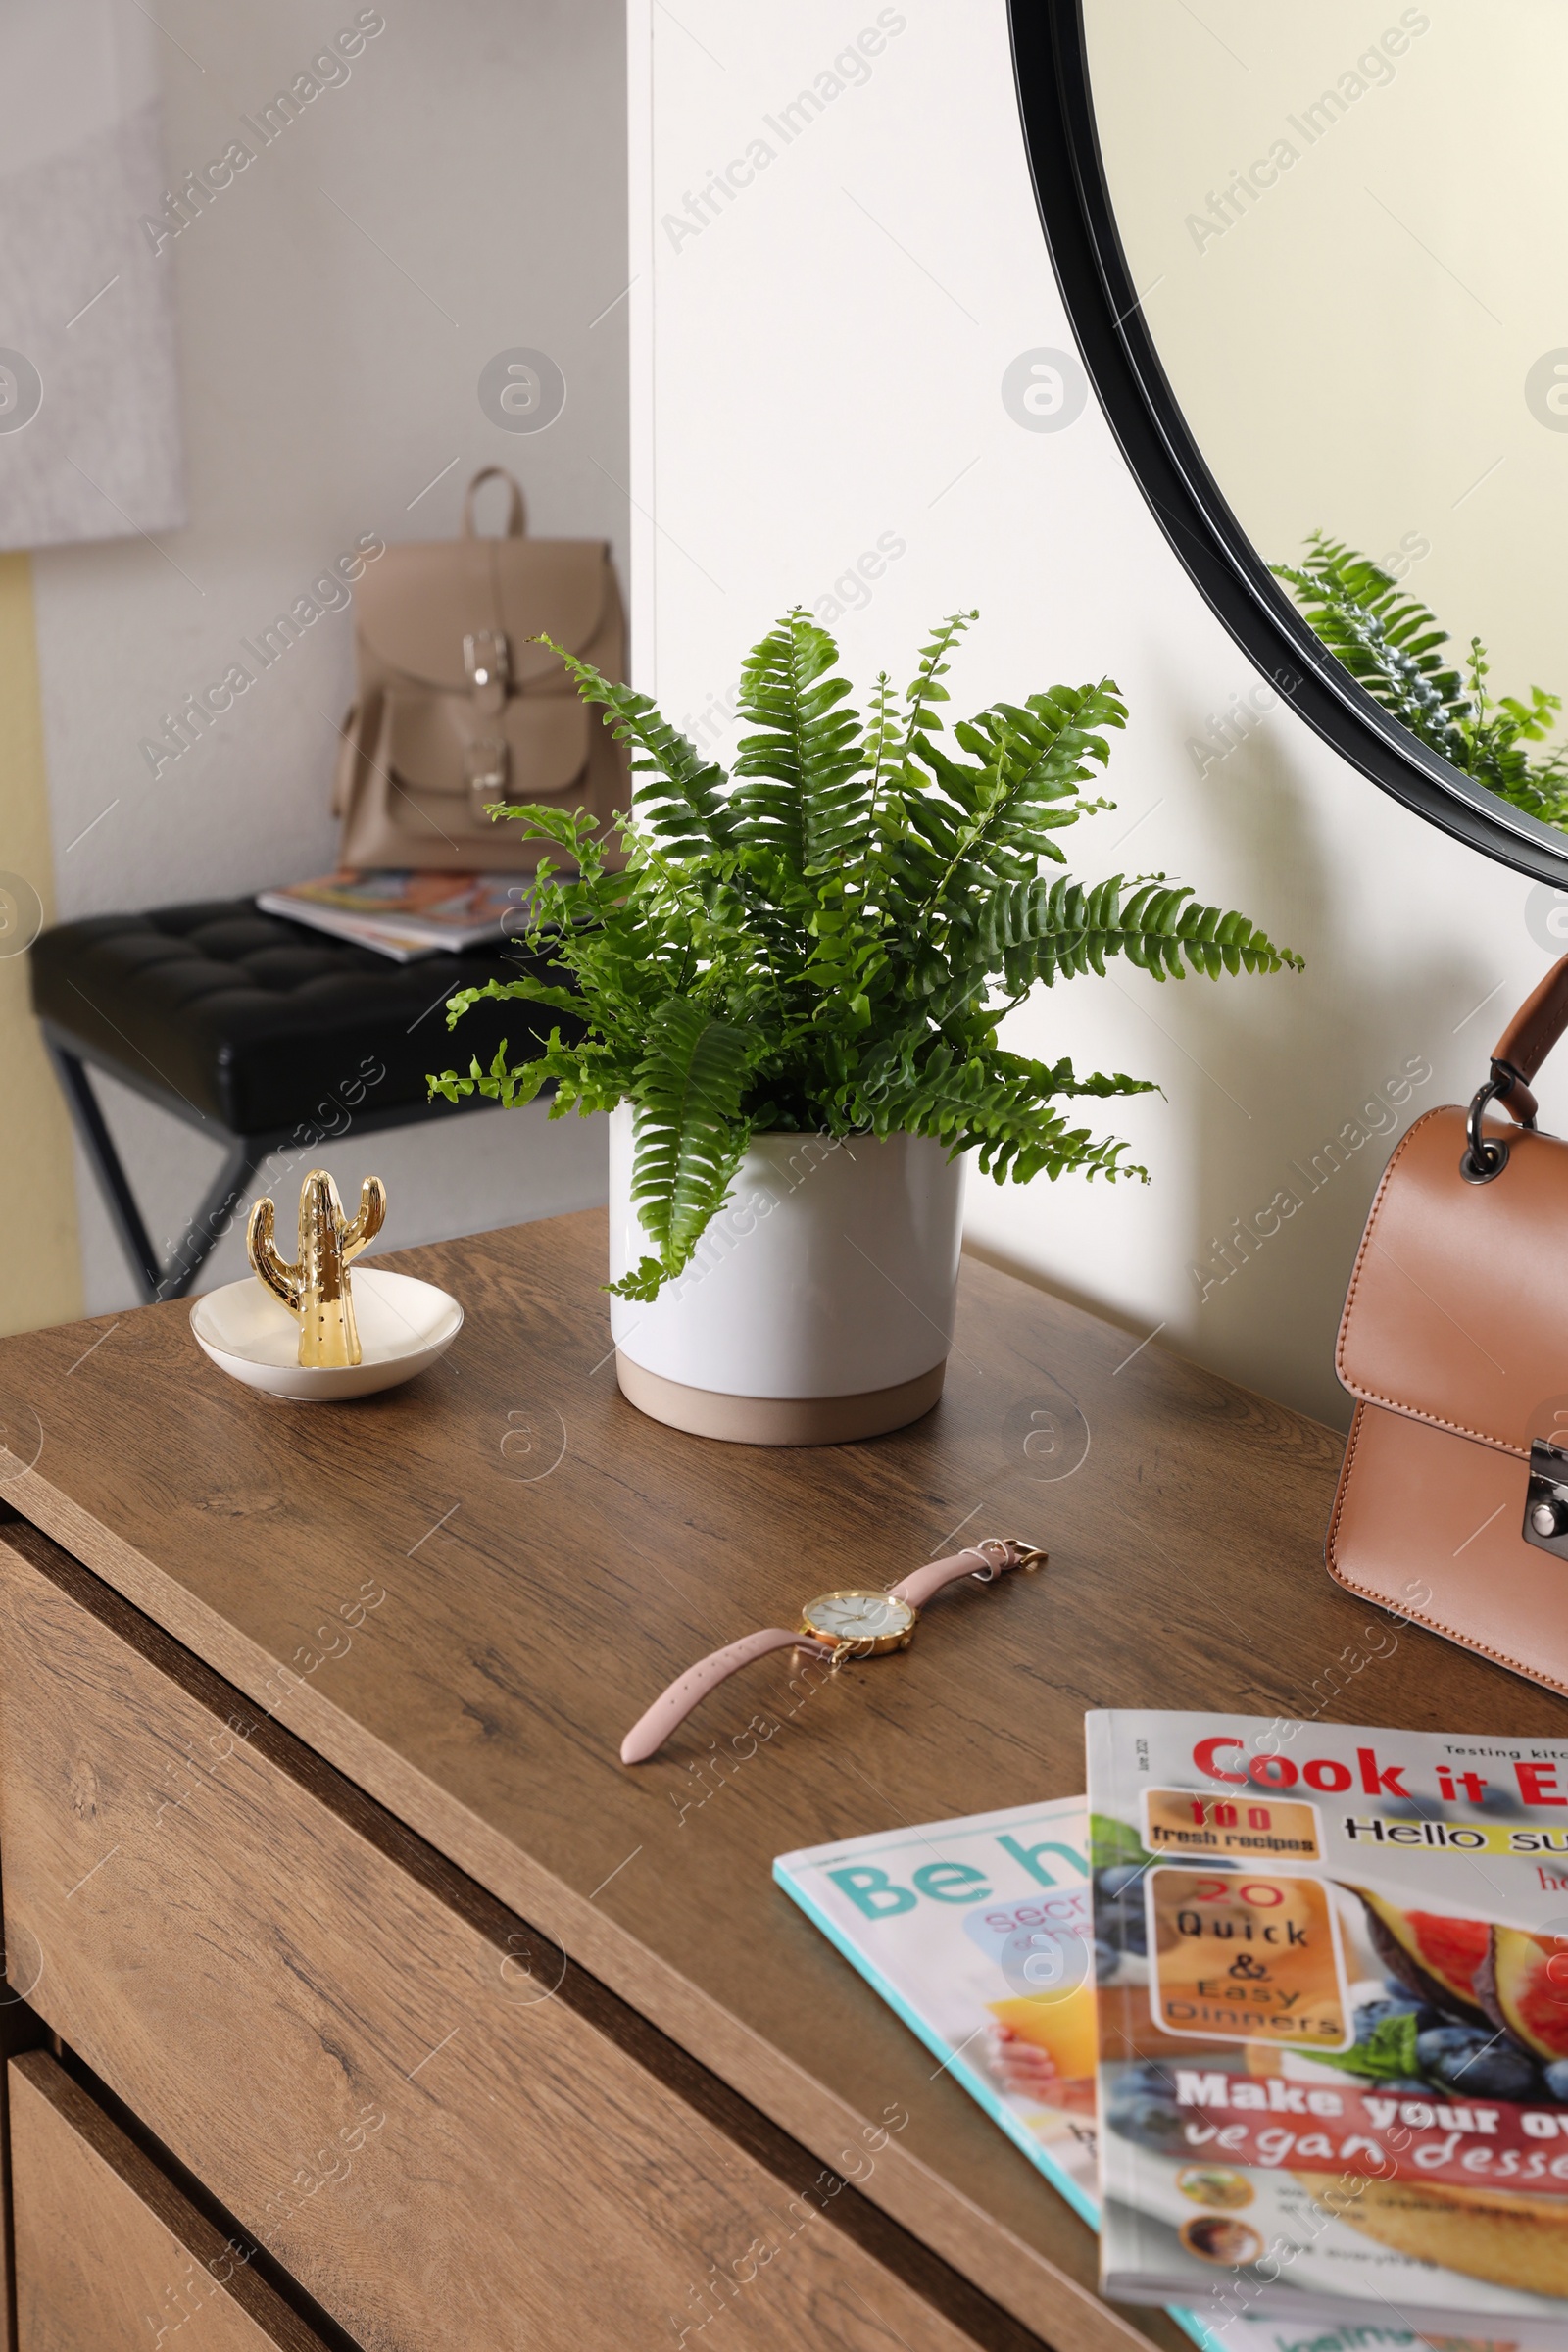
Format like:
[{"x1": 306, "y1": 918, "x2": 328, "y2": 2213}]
[{"x1": 620, "y1": 1536, "x2": 1047, "y2": 1764}]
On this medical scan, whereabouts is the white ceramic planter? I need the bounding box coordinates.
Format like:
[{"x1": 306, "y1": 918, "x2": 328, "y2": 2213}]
[{"x1": 608, "y1": 1105, "x2": 964, "y2": 1444}]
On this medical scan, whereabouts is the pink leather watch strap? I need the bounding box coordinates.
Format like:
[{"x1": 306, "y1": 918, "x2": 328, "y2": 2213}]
[
  {"x1": 888, "y1": 1537, "x2": 1035, "y2": 1610},
  {"x1": 620, "y1": 1537, "x2": 1046, "y2": 1764},
  {"x1": 619, "y1": 1627, "x2": 832, "y2": 1765}
]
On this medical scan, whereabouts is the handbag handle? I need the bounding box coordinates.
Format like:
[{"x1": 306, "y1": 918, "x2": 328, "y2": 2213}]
[
  {"x1": 462, "y1": 466, "x2": 526, "y2": 538},
  {"x1": 1490, "y1": 956, "x2": 1568, "y2": 1127}
]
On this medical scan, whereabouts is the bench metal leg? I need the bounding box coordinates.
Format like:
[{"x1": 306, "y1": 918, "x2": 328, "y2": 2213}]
[
  {"x1": 46, "y1": 1042, "x2": 263, "y2": 1304},
  {"x1": 158, "y1": 1142, "x2": 268, "y2": 1302}
]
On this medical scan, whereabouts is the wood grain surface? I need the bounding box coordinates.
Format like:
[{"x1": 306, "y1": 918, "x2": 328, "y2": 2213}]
[
  {"x1": 0, "y1": 1210, "x2": 1558, "y2": 2345},
  {"x1": 0, "y1": 1984, "x2": 48, "y2": 2352},
  {"x1": 0, "y1": 1523, "x2": 1037, "y2": 2352},
  {"x1": 10, "y1": 2050, "x2": 322, "y2": 2351}
]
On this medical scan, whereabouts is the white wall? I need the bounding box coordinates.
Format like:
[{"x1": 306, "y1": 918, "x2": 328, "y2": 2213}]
[
  {"x1": 631, "y1": 0, "x2": 1554, "y2": 1431},
  {"x1": 31, "y1": 0, "x2": 628, "y2": 1310}
]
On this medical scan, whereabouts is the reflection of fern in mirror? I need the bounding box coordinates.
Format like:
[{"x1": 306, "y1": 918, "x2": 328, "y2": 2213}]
[
  {"x1": 431, "y1": 611, "x2": 1300, "y2": 1300},
  {"x1": 1273, "y1": 534, "x2": 1568, "y2": 828}
]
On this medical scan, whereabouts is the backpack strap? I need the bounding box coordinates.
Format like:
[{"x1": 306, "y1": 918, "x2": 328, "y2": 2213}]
[
  {"x1": 462, "y1": 467, "x2": 525, "y2": 538},
  {"x1": 331, "y1": 690, "x2": 383, "y2": 822}
]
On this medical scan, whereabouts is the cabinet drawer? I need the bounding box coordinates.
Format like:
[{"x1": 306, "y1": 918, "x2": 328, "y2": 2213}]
[
  {"x1": 11, "y1": 2050, "x2": 324, "y2": 2350},
  {"x1": 0, "y1": 1527, "x2": 1020, "y2": 2352}
]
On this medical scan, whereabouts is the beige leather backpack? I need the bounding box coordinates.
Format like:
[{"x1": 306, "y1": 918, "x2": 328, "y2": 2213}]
[{"x1": 334, "y1": 466, "x2": 628, "y2": 871}]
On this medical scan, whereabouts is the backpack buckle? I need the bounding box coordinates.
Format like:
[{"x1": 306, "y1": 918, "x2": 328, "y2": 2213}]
[
  {"x1": 466, "y1": 736, "x2": 509, "y2": 815},
  {"x1": 464, "y1": 631, "x2": 511, "y2": 717}
]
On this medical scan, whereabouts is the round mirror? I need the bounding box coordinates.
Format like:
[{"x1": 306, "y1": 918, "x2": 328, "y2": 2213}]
[{"x1": 1011, "y1": 1, "x2": 1568, "y2": 882}]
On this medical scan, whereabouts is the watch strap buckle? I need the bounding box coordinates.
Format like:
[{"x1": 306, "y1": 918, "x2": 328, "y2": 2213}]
[{"x1": 966, "y1": 1535, "x2": 1050, "y2": 1584}]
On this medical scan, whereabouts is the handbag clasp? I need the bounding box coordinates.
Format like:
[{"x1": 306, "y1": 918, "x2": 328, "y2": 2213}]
[{"x1": 1525, "y1": 1439, "x2": 1568, "y2": 1558}]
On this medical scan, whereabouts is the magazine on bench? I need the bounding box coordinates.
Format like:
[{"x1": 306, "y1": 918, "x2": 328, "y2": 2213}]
[
  {"x1": 774, "y1": 1798, "x2": 1500, "y2": 2352},
  {"x1": 1089, "y1": 1708, "x2": 1568, "y2": 2345},
  {"x1": 258, "y1": 870, "x2": 532, "y2": 961}
]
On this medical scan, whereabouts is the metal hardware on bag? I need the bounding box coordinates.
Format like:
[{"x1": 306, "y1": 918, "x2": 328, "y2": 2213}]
[
  {"x1": 463, "y1": 631, "x2": 511, "y2": 693},
  {"x1": 1460, "y1": 1065, "x2": 1522, "y2": 1183},
  {"x1": 465, "y1": 737, "x2": 509, "y2": 801},
  {"x1": 1524, "y1": 1438, "x2": 1568, "y2": 1559}
]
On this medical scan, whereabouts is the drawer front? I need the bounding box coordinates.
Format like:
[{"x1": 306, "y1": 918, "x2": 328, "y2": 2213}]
[
  {"x1": 10, "y1": 2051, "x2": 322, "y2": 2351},
  {"x1": 0, "y1": 1530, "x2": 1006, "y2": 2352}
]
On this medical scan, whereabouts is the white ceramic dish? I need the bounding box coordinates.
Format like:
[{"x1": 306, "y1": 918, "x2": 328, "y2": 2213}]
[{"x1": 190, "y1": 1268, "x2": 463, "y2": 1401}]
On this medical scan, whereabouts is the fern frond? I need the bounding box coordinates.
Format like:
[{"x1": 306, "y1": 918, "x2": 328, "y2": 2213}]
[
  {"x1": 975, "y1": 874, "x2": 1301, "y2": 986},
  {"x1": 862, "y1": 669, "x2": 899, "y2": 841},
  {"x1": 481, "y1": 802, "x2": 605, "y2": 864},
  {"x1": 890, "y1": 1044, "x2": 1148, "y2": 1185},
  {"x1": 731, "y1": 611, "x2": 868, "y2": 873},
  {"x1": 428, "y1": 1033, "x2": 568, "y2": 1112},
  {"x1": 901, "y1": 611, "x2": 976, "y2": 754},
  {"x1": 441, "y1": 972, "x2": 584, "y2": 1027},
  {"x1": 903, "y1": 678, "x2": 1128, "y2": 901},
  {"x1": 609, "y1": 998, "x2": 759, "y2": 1298},
  {"x1": 535, "y1": 635, "x2": 737, "y2": 856}
]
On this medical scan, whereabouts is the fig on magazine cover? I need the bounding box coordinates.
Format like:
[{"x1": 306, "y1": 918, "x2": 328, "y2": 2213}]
[
  {"x1": 1358, "y1": 1892, "x2": 1490, "y2": 2020},
  {"x1": 1476, "y1": 1926, "x2": 1568, "y2": 2065}
]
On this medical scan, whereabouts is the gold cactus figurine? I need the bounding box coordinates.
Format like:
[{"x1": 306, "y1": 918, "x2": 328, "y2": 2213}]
[{"x1": 247, "y1": 1170, "x2": 387, "y2": 1369}]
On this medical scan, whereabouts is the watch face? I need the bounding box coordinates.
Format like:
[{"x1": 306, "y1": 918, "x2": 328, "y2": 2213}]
[{"x1": 800, "y1": 1589, "x2": 915, "y2": 1643}]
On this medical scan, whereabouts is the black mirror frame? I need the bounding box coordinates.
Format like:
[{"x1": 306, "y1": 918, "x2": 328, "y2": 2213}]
[{"x1": 1008, "y1": 0, "x2": 1568, "y2": 887}]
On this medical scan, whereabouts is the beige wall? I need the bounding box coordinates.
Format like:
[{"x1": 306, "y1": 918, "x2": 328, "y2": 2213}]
[
  {"x1": 1086, "y1": 0, "x2": 1568, "y2": 714},
  {"x1": 0, "y1": 555, "x2": 80, "y2": 1335}
]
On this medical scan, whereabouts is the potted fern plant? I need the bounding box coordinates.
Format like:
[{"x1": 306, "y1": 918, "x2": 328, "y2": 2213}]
[{"x1": 432, "y1": 610, "x2": 1298, "y2": 1444}]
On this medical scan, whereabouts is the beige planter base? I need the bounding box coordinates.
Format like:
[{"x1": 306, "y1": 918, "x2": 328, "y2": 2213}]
[{"x1": 613, "y1": 1354, "x2": 947, "y2": 1446}]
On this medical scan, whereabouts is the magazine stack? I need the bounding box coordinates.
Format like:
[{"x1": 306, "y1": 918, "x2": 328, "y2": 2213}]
[{"x1": 778, "y1": 1710, "x2": 1568, "y2": 2352}]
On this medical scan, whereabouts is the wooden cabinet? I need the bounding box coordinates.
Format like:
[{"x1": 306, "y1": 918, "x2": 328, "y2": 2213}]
[
  {"x1": 0, "y1": 1209, "x2": 1550, "y2": 2351},
  {"x1": 0, "y1": 1522, "x2": 994, "y2": 2352},
  {"x1": 10, "y1": 2051, "x2": 322, "y2": 2350}
]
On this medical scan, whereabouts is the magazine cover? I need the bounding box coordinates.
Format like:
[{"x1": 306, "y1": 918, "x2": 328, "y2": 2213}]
[
  {"x1": 1089, "y1": 1710, "x2": 1568, "y2": 2342},
  {"x1": 775, "y1": 1798, "x2": 1102, "y2": 2224},
  {"x1": 257, "y1": 870, "x2": 532, "y2": 959},
  {"x1": 775, "y1": 1798, "x2": 1513, "y2": 2352}
]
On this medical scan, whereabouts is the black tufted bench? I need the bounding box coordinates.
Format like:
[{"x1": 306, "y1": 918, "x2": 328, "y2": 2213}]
[{"x1": 30, "y1": 900, "x2": 572, "y2": 1302}]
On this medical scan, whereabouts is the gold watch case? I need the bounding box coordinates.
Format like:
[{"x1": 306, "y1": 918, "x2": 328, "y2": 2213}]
[{"x1": 796, "y1": 1588, "x2": 917, "y2": 1654}]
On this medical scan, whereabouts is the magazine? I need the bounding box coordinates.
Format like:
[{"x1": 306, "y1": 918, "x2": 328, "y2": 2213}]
[
  {"x1": 1088, "y1": 1710, "x2": 1568, "y2": 2344},
  {"x1": 775, "y1": 1799, "x2": 1103, "y2": 2224},
  {"x1": 257, "y1": 870, "x2": 532, "y2": 962},
  {"x1": 774, "y1": 1799, "x2": 1482, "y2": 2352}
]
